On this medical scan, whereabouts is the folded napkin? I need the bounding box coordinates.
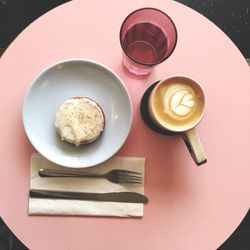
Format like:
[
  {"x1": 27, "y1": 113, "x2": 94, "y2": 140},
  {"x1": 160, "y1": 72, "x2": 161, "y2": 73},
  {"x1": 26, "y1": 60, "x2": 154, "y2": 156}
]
[{"x1": 29, "y1": 153, "x2": 145, "y2": 217}]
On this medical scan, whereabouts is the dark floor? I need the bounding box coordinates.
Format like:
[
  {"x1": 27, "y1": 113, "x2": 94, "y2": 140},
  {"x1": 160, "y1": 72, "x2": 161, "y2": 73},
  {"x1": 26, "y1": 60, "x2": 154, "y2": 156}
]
[
  {"x1": 176, "y1": 0, "x2": 250, "y2": 59},
  {"x1": 0, "y1": 0, "x2": 69, "y2": 49},
  {"x1": 0, "y1": 0, "x2": 249, "y2": 249}
]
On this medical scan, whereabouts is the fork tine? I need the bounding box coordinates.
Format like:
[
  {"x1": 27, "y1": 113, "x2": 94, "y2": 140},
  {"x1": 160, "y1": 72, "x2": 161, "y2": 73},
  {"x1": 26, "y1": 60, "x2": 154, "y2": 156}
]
[
  {"x1": 117, "y1": 178, "x2": 143, "y2": 183},
  {"x1": 118, "y1": 176, "x2": 143, "y2": 182},
  {"x1": 118, "y1": 179, "x2": 143, "y2": 184},
  {"x1": 117, "y1": 172, "x2": 143, "y2": 178},
  {"x1": 115, "y1": 169, "x2": 142, "y2": 175},
  {"x1": 117, "y1": 174, "x2": 142, "y2": 180},
  {"x1": 119, "y1": 174, "x2": 143, "y2": 179}
]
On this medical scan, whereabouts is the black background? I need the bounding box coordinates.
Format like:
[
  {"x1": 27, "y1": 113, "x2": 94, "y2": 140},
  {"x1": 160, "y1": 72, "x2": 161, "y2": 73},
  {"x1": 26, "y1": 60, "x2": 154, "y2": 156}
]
[{"x1": 0, "y1": 1, "x2": 249, "y2": 249}]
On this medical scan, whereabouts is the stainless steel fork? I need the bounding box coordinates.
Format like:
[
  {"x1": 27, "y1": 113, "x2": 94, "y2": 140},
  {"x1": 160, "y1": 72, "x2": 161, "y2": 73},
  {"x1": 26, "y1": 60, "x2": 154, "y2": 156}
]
[{"x1": 39, "y1": 168, "x2": 143, "y2": 184}]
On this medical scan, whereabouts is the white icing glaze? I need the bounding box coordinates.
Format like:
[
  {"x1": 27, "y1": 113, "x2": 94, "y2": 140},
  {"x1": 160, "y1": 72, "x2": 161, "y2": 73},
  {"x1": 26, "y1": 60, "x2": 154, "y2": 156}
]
[{"x1": 55, "y1": 97, "x2": 104, "y2": 146}]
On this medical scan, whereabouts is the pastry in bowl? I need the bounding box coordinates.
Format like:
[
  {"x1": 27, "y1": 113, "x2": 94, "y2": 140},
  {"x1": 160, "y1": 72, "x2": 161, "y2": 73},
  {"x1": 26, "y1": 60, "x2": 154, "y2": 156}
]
[{"x1": 55, "y1": 97, "x2": 105, "y2": 146}]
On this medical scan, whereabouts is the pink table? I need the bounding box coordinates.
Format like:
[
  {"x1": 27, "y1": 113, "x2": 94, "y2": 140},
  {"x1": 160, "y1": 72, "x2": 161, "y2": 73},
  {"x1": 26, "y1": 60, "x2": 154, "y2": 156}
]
[{"x1": 0, "y1": 0, "x2": 250, "y2": 249}]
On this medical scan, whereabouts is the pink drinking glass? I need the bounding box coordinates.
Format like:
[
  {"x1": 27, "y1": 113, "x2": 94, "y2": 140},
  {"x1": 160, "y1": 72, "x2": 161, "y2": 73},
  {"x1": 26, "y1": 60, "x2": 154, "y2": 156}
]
[{"x1": 119, "y1": 8, "x2": 177, "y2": 78}]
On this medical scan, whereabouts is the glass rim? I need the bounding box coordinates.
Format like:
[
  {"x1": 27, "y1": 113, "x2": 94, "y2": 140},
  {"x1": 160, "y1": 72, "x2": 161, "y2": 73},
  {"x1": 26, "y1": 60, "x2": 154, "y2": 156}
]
[{"x1": 119, "y1": 7, "x2": 178, "y2": 67}]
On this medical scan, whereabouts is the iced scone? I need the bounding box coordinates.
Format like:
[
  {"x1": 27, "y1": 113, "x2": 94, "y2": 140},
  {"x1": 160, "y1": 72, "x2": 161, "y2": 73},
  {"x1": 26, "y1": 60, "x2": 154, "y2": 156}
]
[{"x1": 55, "y1": 97, "x2": 105, "y2": 146}]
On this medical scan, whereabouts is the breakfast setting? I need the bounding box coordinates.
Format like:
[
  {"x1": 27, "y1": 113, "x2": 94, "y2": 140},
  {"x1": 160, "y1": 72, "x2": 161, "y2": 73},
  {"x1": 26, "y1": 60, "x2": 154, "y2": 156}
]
[
  {"x1": 0, "y1": 0, "x2": 250, "y2": 249},
  {"x1": 22, "y1": 7, "x2": 207, "y2": 217}
]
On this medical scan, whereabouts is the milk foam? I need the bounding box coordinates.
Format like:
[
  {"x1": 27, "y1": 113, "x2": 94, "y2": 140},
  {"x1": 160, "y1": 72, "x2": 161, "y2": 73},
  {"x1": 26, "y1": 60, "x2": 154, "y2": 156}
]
[{"x1": 164, "y1": 86, "x2": 195, "y2": 117}]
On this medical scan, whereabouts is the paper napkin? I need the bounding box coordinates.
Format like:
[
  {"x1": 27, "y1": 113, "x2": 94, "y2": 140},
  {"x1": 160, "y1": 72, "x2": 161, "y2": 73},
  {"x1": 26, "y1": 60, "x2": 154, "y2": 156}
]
[{"x1": 29, "y1": 153, "x2": 145, "y2": 217}]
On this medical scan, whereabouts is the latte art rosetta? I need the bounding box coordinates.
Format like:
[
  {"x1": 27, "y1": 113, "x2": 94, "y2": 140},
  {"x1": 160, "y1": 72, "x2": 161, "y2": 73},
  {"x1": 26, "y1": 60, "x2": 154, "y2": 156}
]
[
  {"x1": 151, "y1": 80, "x2": 205, "y2": 131},
  {"x1": 164, "y1": 87, "x2": 195, "y2": 117}
]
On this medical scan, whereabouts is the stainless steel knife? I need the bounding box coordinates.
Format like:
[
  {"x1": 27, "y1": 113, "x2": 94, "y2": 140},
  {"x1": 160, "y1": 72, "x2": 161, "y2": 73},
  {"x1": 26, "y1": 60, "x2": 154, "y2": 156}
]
[{"x1": 30, "y1": 189, "x2": 148, "y2": 204}]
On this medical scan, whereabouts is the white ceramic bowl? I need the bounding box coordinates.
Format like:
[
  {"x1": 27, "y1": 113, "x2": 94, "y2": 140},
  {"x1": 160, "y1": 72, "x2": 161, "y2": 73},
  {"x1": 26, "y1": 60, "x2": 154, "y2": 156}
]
[{"x1": 23, "y1": 59, "x2": 133, "y2": 168}]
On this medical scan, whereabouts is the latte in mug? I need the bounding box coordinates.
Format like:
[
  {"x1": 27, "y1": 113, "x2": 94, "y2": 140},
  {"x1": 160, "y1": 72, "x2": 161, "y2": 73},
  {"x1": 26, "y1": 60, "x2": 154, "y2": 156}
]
[
  {"x1": 149, "y1": 77, "x2": 206, "y2": 132},
  {"x1": 147, "y1": 76, "x2": 207, "y2": 166}
]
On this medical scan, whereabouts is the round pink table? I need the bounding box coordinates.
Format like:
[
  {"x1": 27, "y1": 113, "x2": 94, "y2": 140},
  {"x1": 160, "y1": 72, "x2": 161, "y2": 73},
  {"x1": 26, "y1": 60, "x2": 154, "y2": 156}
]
[{"x1": 0, "y1": 0, "x2": 250, "y2": 249}]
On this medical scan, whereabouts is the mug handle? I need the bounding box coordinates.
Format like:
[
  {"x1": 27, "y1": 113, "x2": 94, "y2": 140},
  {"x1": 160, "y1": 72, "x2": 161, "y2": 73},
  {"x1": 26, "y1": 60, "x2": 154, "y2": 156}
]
[{"x1": 182, "y1": 128, "x2": 207, "y2": 166}]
